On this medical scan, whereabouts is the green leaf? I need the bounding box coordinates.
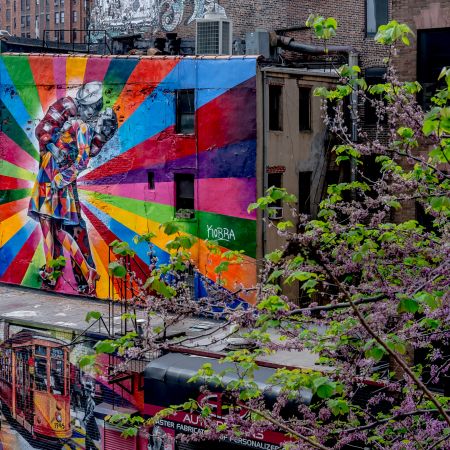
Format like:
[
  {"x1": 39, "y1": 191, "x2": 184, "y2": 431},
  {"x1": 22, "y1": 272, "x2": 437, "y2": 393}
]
[
  {"x1": 161, "y1": 221, "x2": 180, "y2": 235},
  {"x1": 397, "y1": 297, "x2": 420, "y2": 314},
  {"x1": 365, "y1": 346, "x2": 386, "y2": 362},
  {"x1": 265, "y1": 249, "x2": 283, "y2": 263},
  {"x1": 327, "y1": 399, "x2": 349, "y2": 416},
  {"x1": 214, "y1": 261, "x2": 230, "y2": 274},
  {"x1": 95, "y1": 340, "x2": 117, "y2": 354},
  {"x1": 85, "y1": 311, "x2": 102, "y2": 323},
  {"x1": 316, "y1": 383, "x2": 335, "y2": 399},
  {"x1": 397, "y1": 127, "x2": 414, "y2": 139},
  {"x1": 277, "y1": 220, "x2": 293, "y2": 231},
  {"x1": 108, "y1": 261, "x2": 127, "y2": 278},
  {"x1": 267, "y1": 270, "x2": 283, "y2": 283},
  {"x1": 78, "y1": 354, "x2": 96, "y2": 368}
]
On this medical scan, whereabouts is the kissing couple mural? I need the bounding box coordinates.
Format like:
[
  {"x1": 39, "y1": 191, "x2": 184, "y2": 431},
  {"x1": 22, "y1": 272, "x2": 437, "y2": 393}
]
[{"x1": 28, "y1": 81, "x2": 118, "y2": 295}]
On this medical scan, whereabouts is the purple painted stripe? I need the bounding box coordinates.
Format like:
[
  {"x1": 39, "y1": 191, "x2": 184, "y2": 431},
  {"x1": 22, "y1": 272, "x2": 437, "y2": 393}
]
[
  {"x1": 80, "y1": 140, "x2": 256, "y2": 186},
  {"x1": 83, "y1": 57, "x2": 111, "y2": 84},
  {"x1": 53, "y1": 56, "x2": 67, "y2": 99},
  {"x1": 79, "y1": 178, "x2": 256, "y2": 219}
]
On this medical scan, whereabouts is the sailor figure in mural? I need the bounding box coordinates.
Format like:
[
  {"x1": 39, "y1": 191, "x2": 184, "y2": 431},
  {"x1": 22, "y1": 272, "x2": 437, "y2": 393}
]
[{"x1": 28, "y1": 81, "x2": 118, "y2": 295}]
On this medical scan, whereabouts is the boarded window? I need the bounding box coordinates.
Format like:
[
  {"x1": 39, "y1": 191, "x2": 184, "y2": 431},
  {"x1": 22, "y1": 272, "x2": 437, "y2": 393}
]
[
  {"x1": 176, "y1": 89, "x2": 195, "y2": 134},
  {"x1": 299, "y1": 87, "x2": 311, "y2": 131},
  {"x1": 269, "y1": 84, "x2": 283, "y2": 131}
]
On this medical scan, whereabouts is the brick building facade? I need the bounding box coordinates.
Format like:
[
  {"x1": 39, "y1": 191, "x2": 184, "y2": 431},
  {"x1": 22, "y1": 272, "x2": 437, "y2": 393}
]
[{"x1": 0, "y1": 0, "x2": 89, "y2": 42}]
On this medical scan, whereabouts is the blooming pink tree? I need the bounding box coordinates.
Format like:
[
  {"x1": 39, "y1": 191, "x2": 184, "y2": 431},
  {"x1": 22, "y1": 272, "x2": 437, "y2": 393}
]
[{"x1": 92, "y1": 19, "x2": 450, "y2": 450}]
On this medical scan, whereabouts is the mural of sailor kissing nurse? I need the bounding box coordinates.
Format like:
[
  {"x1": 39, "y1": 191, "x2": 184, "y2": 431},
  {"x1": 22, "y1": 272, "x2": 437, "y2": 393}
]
[{"x1": 28, "y1": 81, "x2": 118, "y2": 295}]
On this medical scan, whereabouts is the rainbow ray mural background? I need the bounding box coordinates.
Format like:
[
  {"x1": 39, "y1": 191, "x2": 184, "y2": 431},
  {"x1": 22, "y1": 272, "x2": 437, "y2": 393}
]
[{"x1": 0, "y1": 54, "x2": 258, "y2": 303}]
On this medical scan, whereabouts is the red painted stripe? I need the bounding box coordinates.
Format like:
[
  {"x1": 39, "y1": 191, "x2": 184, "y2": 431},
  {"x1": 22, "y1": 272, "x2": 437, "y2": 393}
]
[
  {"x1": 29, "y1": 55, "x2": 57, "y2": 113},
  {"x1": 196, "y1": 76, "x2": 256, "y2": 152},
  {"x1": 80, "y1": 125, "x2": 194, "y2": 181},
  {"x1": 0, "y1": 197, "x2": 30, "y2": 221},
  {"x1": 2, "y1": 224, "x2": 40, "y2": 284},
  {"x1": 115, "y1": 59, "x2": 180, "y2": 125},
  {"x1": 79, "y1": 77, "x2": 256, "y2": 182},
  {"x1": 0, "y1": 175, "x2": 33, "y2": 190},
  {"x1": 0, "y1": 132, "x2": 39, "y2": 172}
]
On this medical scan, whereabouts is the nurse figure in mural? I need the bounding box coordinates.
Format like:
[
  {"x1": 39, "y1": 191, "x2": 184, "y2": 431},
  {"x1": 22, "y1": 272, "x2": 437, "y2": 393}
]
[{"x1": 28, "y1": 81, "x2": 118, "y2": 294}]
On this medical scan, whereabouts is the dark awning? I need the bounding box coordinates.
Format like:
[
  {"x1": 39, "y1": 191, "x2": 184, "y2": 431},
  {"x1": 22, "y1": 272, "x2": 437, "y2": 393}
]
[{"x1": 143, "y1": 353, "x2": 312, "y2": 407}]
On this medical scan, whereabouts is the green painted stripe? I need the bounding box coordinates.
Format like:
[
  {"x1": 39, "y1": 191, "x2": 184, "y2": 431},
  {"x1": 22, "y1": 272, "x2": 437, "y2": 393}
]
[
  {"x1": 0, "y1": 188, "x2": 31, "y2": 205},
  {"x1": 1, "y1": 55, "x2": 42, "y2": 118},
  {"x1": 0, "y1": 160, "x2": 36, "y2": 181},
  {"x1": 197, "y1": 211, "x2": 256, "y2": 258},
  {"x1": 86, "y1": 192, "x2": 256, "y2": 257},
  {"x1": 1, "y1": 99, "x2": 40, "y2": 161},
  {"x1": 21, "y1": 244, "x2": 44, "y2": 288},
  {"x1": 102, "y1": 59, "x2": 139, "y2": 110}
]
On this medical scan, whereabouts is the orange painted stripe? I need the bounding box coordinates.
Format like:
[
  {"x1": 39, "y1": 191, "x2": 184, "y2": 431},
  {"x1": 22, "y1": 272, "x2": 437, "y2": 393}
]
[
  {"x1": 84, "y1": 215, "x2": 120, "y2": 299},
  {"x1": 197, "y1": 240, "x2": 257, "y2": 304},
  {"x1": 113, "y1": 59, "x2": 179, "y2": 127}
]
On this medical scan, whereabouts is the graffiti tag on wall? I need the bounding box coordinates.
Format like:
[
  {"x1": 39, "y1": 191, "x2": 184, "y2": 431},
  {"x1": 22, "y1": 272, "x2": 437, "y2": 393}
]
[{"x1": 89, "y1": 0, "x2": 227, "y2": 35}]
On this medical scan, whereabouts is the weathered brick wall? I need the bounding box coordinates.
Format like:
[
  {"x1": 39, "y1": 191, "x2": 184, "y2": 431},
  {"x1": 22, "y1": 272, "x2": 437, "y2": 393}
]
[
  {"x1": 392, "y1": 0, "x2": 450, "y2": 81},
  {"x1": 285, "y1": 1, "x2": 391, "y2": 70},
  {"x1": 194, "y1": 0, "x2": 391, "y2": 70}
]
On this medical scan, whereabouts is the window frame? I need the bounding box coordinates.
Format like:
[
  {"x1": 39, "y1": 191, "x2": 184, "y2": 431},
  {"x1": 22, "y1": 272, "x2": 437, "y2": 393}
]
[
  {"x1": 174, "y1": 173, "x2": 195, "y2": 219},
  {"x1": 269, "y1": 84, "x2": 283, "y2": 132},
  {"x1": 298, "y1": 86, "x2": 312, "y2": 132},
  {"x1": 175, "y1": 89, "x2": 195, "y2": 135},
  {"x1": 366, "y1": 0, "x2": 388, "y2": 37}
]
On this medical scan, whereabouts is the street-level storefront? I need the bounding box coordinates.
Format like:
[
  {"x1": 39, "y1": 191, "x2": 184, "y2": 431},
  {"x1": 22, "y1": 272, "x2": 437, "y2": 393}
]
[{"x1": 143, "y1": 353, "x2": 313, "y2": 450}]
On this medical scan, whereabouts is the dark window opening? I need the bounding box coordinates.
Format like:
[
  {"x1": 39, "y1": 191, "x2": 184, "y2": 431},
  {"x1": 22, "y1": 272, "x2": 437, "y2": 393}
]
[
  {"x1": 175, "y1": 173, "x2": 195, "y2": 218},
  {"x1": 298, "y1": 171, "x2": 312, "y2": 215},
  {"x1": 416, "y1": 202, "x2": 434, "y2": 232},
  {"x1": 418, "y1": 28, "x2": 450, "y2": 109},
  {"x1": 324, "y1": 169, "x2": 342, "y2": 199},
  {"x1": 366, "y1": 0, "x2": 388, "y2": 36},
  {"x1": 365, "y1": 67, "x2": 387, "y2": 125},
  {"x1": 299, "y1": 87, "x2": 311, "y2": 131},
  {"x1": 147, "y1": 171, "x2": 155, "y2": 190},
  {"x1": 269, "y1": 84, "x2": 283, "y2": 131},
  {"x1": 176, "y1": 89, "x2": 195, "y2": 134},
  {"x1": 267, "y1": 172, "x2": 283, "y2": 219}
]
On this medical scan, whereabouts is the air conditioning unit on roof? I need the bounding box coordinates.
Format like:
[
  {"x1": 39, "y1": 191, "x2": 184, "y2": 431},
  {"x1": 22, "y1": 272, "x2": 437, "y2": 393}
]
[{"x1": 195, "y1": 18, "x2": 232, "y2": 55}]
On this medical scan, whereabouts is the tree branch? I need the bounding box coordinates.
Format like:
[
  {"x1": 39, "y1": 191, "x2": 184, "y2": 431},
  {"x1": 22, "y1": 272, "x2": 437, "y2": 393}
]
[
  {"x1": 244, "y1": 405, "x2": 329, "y2": 450},
  {"x1": 313, "y1": 249, "x2": 450, "y2": 428}
]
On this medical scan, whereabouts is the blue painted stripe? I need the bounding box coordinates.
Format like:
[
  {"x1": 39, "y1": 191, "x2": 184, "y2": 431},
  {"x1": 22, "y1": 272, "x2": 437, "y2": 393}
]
[
  {"x1": 0, "y1": 59, "x2": 39, "y2": 150},
  {"x1": 82, "y1": 200, "x2": 170, "y2": 266},
  {"x1": 0, "y1": 220, "x2": 36, "y2": 276},
  {"x1": 87, "y1": 58, "x2": 257, "y2": 172}
]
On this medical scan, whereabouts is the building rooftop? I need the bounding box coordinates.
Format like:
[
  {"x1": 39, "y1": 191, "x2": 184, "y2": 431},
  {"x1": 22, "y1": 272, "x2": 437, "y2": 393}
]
[{"x1": 0, "y1": 282, "x2": 329, "y2": 372}]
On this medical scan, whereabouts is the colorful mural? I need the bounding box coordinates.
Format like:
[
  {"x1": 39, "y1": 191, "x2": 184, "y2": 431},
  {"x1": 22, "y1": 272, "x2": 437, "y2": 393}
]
[
  {"x1": 89, "y1": 0, "x2": 227, "y2": 35},
  {"x1": 0, "y1": 55, "x2": 258, "y2": 303},
  {"x1": 0, "y1": 325, "x2": 289, "y2": 450}
]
